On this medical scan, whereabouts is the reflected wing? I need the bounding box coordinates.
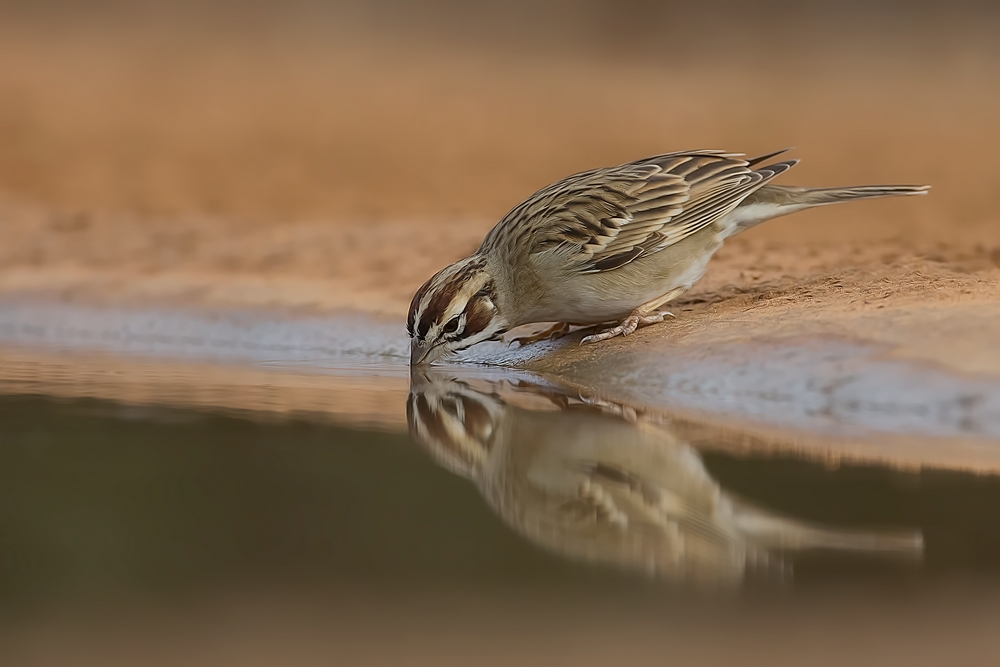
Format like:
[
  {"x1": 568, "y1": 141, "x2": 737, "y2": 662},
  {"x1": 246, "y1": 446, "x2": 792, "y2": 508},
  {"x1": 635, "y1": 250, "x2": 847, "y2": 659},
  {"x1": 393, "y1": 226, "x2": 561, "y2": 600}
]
[
  {"x1": 567, "y1": 460, "x2": 739, "y2": 547},
  {"x1": 480, "y1": 149, "x2": 796, "y2": 274}
]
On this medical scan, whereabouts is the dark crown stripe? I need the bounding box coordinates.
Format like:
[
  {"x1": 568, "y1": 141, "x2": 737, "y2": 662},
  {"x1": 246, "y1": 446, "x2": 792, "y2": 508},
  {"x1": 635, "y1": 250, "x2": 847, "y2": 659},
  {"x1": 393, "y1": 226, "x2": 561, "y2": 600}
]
[
  {"x1": 407, "y1": 280, "x2": 433, "y2": 336},
  {"x1": 420, "y1": 258, "x2": 487, "y2": 326},
  {"x1": 425, "y1": 279, "x2": 463, "y2": 329}
]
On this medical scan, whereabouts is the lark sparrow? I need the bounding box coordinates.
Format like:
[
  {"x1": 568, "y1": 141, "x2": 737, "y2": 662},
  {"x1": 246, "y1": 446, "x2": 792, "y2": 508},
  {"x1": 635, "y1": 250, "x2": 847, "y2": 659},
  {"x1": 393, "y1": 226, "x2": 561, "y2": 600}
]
[{"x1": 408, "y1": 149, "x2": 927, "y2": 365}]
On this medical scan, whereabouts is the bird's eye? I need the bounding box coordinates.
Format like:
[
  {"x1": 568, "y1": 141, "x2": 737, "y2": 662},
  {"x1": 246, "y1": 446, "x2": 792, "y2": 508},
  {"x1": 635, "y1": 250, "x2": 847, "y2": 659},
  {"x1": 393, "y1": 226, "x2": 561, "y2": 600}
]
[{"x1": 442, "y1": 317, "x2": 460, "y2": 334}]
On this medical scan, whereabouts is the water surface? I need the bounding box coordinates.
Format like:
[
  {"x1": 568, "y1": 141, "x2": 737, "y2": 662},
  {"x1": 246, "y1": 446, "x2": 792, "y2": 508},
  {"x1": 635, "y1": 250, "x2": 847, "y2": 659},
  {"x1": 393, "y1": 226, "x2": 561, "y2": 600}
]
[{"x1": 2, "y1": 304, "x2": 1000, "y2": 665}]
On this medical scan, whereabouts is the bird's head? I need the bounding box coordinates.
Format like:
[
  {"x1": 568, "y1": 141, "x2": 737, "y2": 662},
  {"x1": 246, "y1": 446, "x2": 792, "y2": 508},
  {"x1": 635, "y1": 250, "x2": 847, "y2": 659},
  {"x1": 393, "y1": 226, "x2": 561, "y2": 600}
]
[
  {"x1": 406, "y1": 370, "x2": 506, "y2": 478},
  {"x1": 407, "y1": 256, "x2": 509, "y2": 365}
]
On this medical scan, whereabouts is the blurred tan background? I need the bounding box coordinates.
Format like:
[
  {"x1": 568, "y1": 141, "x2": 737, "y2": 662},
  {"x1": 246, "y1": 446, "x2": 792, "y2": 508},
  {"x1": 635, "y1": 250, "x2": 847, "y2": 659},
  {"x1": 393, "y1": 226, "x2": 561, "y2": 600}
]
[{"x1": 1, "y1": 0, "x2": 998, "y2": 314}]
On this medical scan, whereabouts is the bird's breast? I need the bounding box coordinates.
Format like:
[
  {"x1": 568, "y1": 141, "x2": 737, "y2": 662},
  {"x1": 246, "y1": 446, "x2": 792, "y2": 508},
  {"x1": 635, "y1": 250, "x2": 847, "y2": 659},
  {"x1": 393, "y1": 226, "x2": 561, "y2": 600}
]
[{"x1": 513, "y1": 229, "x2": 725, "y2": 324}]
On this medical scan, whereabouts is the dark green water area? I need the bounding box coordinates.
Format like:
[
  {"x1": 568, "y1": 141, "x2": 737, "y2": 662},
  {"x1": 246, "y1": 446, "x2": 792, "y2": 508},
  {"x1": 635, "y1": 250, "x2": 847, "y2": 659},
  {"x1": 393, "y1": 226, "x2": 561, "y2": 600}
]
[{"x1": 3, "y1": 392, "x2": 999, "y2": 613}]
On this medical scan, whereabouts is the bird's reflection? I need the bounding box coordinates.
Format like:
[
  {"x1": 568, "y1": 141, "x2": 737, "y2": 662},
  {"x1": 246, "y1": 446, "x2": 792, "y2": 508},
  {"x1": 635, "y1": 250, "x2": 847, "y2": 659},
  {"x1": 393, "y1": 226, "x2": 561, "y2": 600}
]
[{"x1": 407, "y1": 370, "x2": 923, "y2": 586}]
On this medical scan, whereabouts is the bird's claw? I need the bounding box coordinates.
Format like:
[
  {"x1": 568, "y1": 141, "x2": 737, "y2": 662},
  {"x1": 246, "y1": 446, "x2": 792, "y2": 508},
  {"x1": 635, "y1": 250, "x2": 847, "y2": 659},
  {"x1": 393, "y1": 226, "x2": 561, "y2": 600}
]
[{"x1": 580, "y1": 311, "x2": 673, "y2": 345}]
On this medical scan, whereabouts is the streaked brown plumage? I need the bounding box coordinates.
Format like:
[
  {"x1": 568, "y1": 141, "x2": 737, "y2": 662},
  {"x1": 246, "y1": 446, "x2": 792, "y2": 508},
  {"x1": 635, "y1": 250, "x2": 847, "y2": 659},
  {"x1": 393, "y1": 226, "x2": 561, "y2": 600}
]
[{"x1": 408, "y1": 149, "x2": 928, "y2": 365}]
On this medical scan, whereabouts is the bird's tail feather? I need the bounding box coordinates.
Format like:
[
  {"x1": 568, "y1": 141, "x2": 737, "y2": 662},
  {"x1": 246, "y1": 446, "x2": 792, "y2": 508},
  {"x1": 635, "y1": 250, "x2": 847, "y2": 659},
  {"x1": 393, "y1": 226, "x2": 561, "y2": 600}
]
[
  {"x1": 792, "y1": 184, "x2": 931, "y2": 205},
  {"x1": 729, "y1": 182, "x2": 930, "y2": 232}
]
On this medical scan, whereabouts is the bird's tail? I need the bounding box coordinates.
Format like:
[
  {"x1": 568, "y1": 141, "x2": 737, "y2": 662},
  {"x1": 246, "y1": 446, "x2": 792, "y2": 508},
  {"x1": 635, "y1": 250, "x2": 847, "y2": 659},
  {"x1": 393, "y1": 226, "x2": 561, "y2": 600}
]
[
  {"x1": 785, "y1": 184, "x2": 932, "y2": 205},
  {"x1": 730, "y1": 182, "x2": 930, "y2": 232}
]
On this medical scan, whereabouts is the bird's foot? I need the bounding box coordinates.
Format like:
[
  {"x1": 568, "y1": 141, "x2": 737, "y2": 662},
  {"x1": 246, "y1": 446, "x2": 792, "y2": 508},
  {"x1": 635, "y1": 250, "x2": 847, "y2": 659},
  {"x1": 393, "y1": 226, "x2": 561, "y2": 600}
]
[
  {"x1": 510, "y1": 322, "x2": 572, "y2": 347},
  {"x1": 580, "y1": 311, "x2": 674, "y2": 345}
]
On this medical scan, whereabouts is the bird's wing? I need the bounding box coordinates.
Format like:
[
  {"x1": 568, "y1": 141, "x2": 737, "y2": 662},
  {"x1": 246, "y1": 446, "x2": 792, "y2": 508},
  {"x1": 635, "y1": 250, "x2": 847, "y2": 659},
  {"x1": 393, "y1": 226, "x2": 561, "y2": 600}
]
[{"x1": 480, "y1": 149, "x2": 796, "y2": 274}]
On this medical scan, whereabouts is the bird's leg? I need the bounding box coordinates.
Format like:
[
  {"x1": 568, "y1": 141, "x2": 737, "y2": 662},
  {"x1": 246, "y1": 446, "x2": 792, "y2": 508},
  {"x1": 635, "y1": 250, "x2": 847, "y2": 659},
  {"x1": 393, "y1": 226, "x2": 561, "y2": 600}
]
[
  {"x1": 579, "y1": 311, "x2": 670, "y2": 344},
  {"x1": 510, "y1": 321, "x2": 572, "y2": 347},
  {"x1": 580, "y1": 287, "x2": 686, "y2": 345}
]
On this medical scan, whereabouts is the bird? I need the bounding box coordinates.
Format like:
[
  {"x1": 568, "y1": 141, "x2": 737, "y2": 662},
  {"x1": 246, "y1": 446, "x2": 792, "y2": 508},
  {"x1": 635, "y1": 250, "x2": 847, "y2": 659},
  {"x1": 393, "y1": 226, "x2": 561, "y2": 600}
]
[
  {"x1": 407, "y1": 370, "x2": 924, "y2": 585},
  {"x1": 407, "y1": 148, "x2": 928, "y2": 365}
]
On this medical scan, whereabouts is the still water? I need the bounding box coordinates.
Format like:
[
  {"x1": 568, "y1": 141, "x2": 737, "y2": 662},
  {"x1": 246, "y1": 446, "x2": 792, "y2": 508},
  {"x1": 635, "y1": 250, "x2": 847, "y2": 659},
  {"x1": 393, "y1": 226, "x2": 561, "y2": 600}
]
[{"x1": 2, "y1": 362, "x2": 1000, "y2": 665}]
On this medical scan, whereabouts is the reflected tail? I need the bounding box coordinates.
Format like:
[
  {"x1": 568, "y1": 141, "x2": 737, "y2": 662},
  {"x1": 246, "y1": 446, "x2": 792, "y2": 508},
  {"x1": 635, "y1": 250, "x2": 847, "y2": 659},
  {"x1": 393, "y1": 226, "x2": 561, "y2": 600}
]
[{"x1": 735, "y1": 506, "x2": 924, "y2": 558}]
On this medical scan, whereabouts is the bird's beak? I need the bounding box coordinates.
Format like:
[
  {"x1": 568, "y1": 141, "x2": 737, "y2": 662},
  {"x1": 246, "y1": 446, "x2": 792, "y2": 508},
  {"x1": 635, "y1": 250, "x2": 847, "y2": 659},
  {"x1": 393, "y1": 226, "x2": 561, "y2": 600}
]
[
  {"x1": 410, "y1": 338, "x2": 444, "y2": 366},
  {"x1": 410, "y1": 339, "x2": 426, "y2": 366}
]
